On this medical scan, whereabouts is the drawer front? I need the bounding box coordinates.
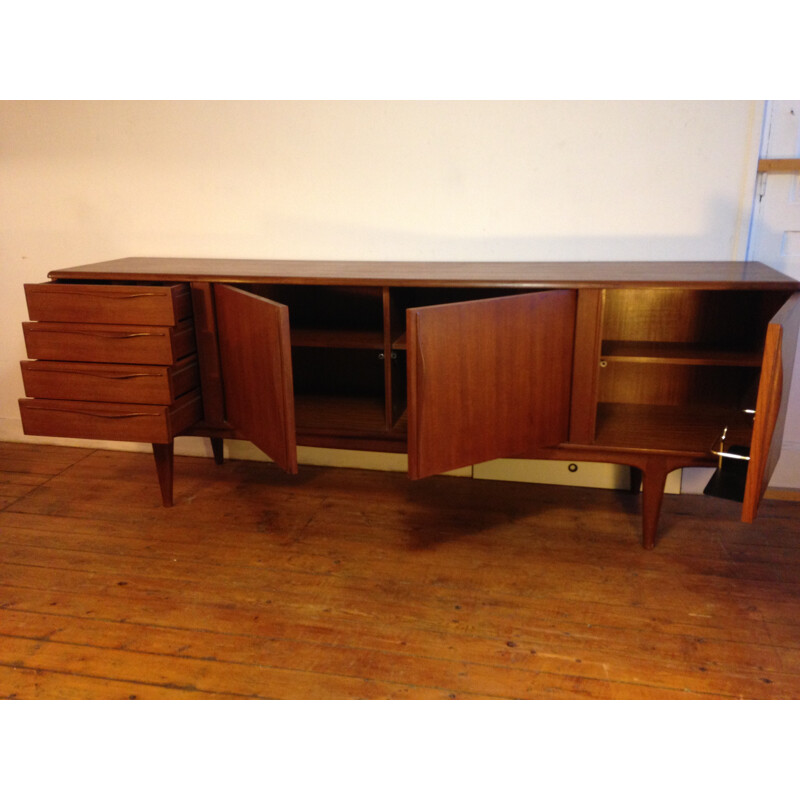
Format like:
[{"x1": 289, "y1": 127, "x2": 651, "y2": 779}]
[
  {"x1": 22, "y1": 321, "x2": 196, "y2": 365},
  {"x1": 24, "y1": 282, "x2": 192, "y2": 325},
  {"x1": 21, "y1": 358, "x2": 199, "y2": 404},
  {"x1": 19, "y1": 392, "x2": 203, "y2": 444}
]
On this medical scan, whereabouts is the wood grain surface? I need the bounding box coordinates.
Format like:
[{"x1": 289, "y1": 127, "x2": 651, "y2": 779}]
[
  {"x1": 214, "y1": 285, "x2": 297, "y2": 473},
  {"x1": 47, "y1": 257, "x2": 800, "y2": 289}
]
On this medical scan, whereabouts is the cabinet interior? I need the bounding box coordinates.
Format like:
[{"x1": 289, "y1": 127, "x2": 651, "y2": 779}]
[
  {"x1": 594, "y1": 288, "x2": 791, "y2": 453},
  {"x1": 231, "y1": 284, "x2": 530, "y2": 444},
  {"x1": 215, "y1": 283, "x2": 791, "y2": 459}
]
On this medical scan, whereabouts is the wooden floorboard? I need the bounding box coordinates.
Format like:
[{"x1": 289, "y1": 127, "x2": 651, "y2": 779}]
[
  {"x1": 0, "y1": 442, "x2": 94, "y2": 510},
  {"x1": 1, "y1": 441, "x2": 799, "y2": 699}
]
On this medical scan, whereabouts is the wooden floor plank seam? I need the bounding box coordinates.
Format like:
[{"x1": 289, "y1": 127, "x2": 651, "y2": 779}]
[
  {"x1": 0, "y1": 664, "x2": 247, "y2": 700},
  {"x1": 4, "y1": 557, "x2": 800, "y2": 660},
  {"x1": 1, "y1": 566, "x2": 793, "y2": 667},
  {"x1": 0, "y1": 446, "x2": 98, "y2": 512},
  {"x1": 3, "y1": 584, "x2": 798, "y2": 700},
  {"x1": 0, "y1": 630, "x2": 736, "y2": 701},
  {"x1": 7, "y1": 513, "x2": 800, "y2": 577},
  {"x1": 0, "y1": 598, "x2": 793, "y2": 700},
  {"x1": 0, "y1": 660, "x2": 254, "y2": 699},
  {"x1": 0, "y1": 636, "x2": 499, "y2": 700},
  {"x1": 4, "y1": 553, "x2": 800, "y2": 648},
  {"x1": 4, "y1": 517, "x2": 799, "y2": 596},
  {"x1": 1, "y1": 600, "x2": 767, "y2": 681}
]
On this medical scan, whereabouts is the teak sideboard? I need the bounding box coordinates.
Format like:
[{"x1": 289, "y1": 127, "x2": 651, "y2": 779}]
[{"x1": 18, "y1": 258, "x2": 800, "y2": 548}]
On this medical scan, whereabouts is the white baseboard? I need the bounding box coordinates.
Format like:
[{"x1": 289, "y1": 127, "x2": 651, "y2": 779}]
[
  {"x1": 3, "y1": 416, "x2": 798, "y2": 492},
  {"x1": 0, "y1": 417, "x2": 449, "y2": 475},
  {"x1": 473, "y1": 458, "x2": 681, "y2": 494}
]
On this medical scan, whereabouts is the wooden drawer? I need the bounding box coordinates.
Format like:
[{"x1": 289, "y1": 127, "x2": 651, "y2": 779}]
[
  {"x1": 22, "y1": 320, "x2": 196, "y2": 365},
  {"x1": 24, "y1": 282, "x2": 192, "y2": 325},
  {"x1": 20, "y1": 357, "x2": 199, "y2": 405},
  {"x1": 18, "y1": 391, "x2": 203, "y2": 444}
]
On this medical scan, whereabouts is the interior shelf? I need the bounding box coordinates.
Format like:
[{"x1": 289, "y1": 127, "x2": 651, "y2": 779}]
[
  {"x1": 593, "y1": 402, "x2": 752, "y2": 455},
  {"x1": 291, "y1": 328, "x2": 385, "y2": 350},
  {"x1": 601, "y1": 340, "x2": 763, "y2": 366},
  {"x1": 294, "y1": 394, "x2": 404, "y2": 437}
]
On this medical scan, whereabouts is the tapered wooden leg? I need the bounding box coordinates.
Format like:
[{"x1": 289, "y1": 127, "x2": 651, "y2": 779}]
[
  {"x1": 210, "y1": 436, "x2": 224, "y2": 465},
  {"x1": 641, "y1": 459, "x2": 670, "y2": 550},
  {"x1": 152, "y1": 441, "x2": 174, "y2": 507}
]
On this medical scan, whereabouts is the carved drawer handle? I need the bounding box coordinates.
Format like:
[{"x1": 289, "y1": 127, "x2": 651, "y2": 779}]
[
  {"x1": 28, "y1": 367, "x2": 159, "y2": 380},
  {"x1": 26, "y1": 406, "x2": 161, "y2": 419},
  {"x1": 56, "y1": 330, "x2": 165, "y2": 339},
  {"x1": 37, "y1": 289, "x2": 163, "y2": 299}
]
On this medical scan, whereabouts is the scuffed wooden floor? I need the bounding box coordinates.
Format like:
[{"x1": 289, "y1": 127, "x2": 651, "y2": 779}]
[{"x1": 1, "y1": 440, "x2": 799, "y2": 699}]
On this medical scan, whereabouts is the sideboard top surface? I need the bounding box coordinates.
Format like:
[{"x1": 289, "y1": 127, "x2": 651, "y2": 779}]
[{"x1": 48, "y1": 257, "x2": 800, "y2": 290}]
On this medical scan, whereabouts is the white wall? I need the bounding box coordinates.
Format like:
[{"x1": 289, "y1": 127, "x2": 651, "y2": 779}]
[{"x1": 4, "y1": 101, "x2": 787, "y2": 483}]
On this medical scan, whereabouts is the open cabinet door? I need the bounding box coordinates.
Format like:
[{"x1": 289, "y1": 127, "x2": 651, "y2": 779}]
[
  {"x1": 214, "y1": 285, "x2": 298, "y2": 474},
  {"x1": 407, "y1": 290, "x2": 576, "y2": 479},
  {"x1": 742, "y1": 293, "x2": 800, "y2": 521}
]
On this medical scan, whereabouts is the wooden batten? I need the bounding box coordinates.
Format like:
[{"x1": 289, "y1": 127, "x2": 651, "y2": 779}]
[{"x1": 758, "y1": 158, "x2": 800, "y2": 174}]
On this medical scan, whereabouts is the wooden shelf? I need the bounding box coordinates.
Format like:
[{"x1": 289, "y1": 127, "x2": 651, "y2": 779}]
[
  {"x1": 294, "y1": 394, "x2": 396, "y2": 435},
  {"x1": 601, "y1": 340, "x2": 763, "y2": 367},
  {"x1": 594, "y1": 402, "x2": 752, "y2": 455},
  {"x1": 291, "y1": 328, "x2": 385, "y2": 350}
]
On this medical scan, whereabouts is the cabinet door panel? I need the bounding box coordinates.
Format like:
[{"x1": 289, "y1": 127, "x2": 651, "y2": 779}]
[
  {"x1": 742, "y1": 292, "x2": 800, "y2": 521},
  {"x1": 407, "y1": 290, "x2": 576, "y2": 479},
  {"x1": 214, "y1": 285, "x2": 298, "y2": 474}
]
